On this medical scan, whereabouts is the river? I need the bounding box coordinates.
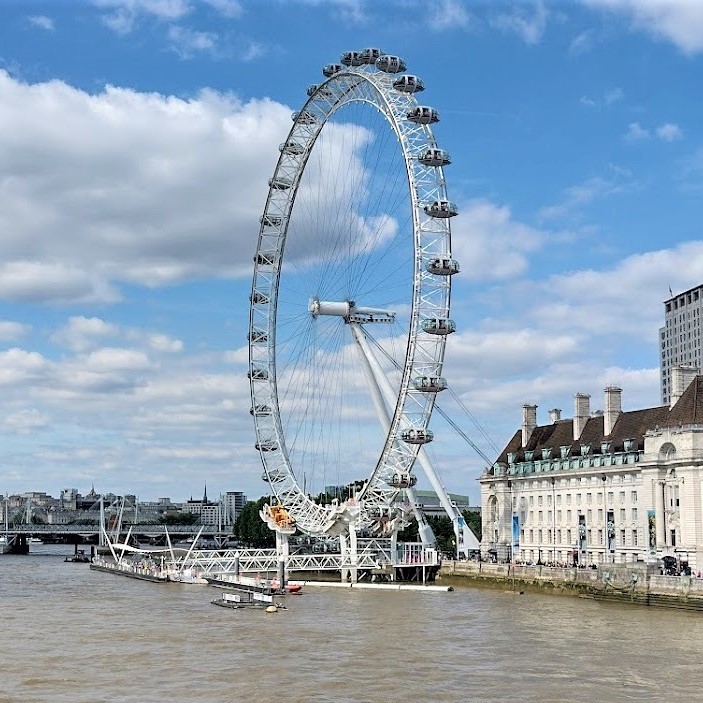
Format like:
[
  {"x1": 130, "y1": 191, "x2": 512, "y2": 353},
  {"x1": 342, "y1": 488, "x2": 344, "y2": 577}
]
[{"x1": 1, "y1": 545, "x2": 702, "y2": 702}]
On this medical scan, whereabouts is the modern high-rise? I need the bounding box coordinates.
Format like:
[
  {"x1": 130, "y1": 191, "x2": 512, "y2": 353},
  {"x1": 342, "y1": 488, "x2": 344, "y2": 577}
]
[{"x1": 660, "y1": 284, "x2": 703, "y2": 405}]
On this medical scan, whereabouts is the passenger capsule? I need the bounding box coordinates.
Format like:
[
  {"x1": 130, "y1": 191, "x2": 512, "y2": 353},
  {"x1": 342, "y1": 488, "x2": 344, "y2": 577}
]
[
  {"x1": 388, "y1": 472, "x2": 418, "y2": 489},
  {"x1": 424, "y1": 200, "x2": 458, "y2": 218},
  {"x1": 263, "y1": 469, "x2": 287, "y2": 483},
  {"x1": 279, "y1": 141, "x2": 305, "y2": 155},
  {"x1": 255, "y1": 251, "x2": 278, "y2": 266},
  {"x1": 341, "y1": 50, "x2": 364, "y2": 67},
  {"x1": 249, "y1": 291, "x2": 270, "y2": 305},
  {"x1": 250, "y1": 404, "x2": 272, "y2": 416},
  {"x1": 426, "y1": 258, "x2": 460, "y2": 276},
  {"x1": 307, "y1": 83, "x2": 319, "y2": 96},
  {"x1": 413, "y1": 376, "x2": 448, "y2": 393},
  {"x1": 400, "y1": 428, "x2": 434, "y2": 445},
  {"x1": 307, "y1": 84, "x2": 332, "y2": 99},
  {"x1": 248, "y1": 367, "x2": 268, "y2": 381},
  {"x1": 323, "y1": 63, "x2": 343, "y2": 77},
  {"x1": 407, "y1": 106, "x2": 439, "y2": 125},
  {"x1": 248, "y1": 329, "x2": 268, "y2": 344},
  {"x1": 422, "y1": 318, "x2": 456, "y2": 335},
  {"x1": 359, "y1": 47, "x2": 384, "y2": 64},
  {"x1": 393, "y1": 75, "x2": 425, "y2": 93},
  {"x1": 255, "y1": 441, "x2": 278, "y2": 452},
  {"x1": 376, "y1": 55, "x2": 406, "y2": 73},
  {"x1": 260, "y1": 214, "x2": 282, "y2": 226},
  {"x1": 418, "y1": 148, "x2": 451, "y2": 167},
  {"x1": 292, "y1": 110, "x2": 316, "y2": 125},
  {"x1": 268, "y1": 176, "x2": 292, "y2": 190}
]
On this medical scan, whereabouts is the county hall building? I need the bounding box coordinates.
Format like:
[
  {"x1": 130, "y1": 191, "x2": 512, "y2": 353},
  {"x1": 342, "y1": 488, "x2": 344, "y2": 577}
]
[{"x1": 480, "y1": 366, "x2": 703, "y2": 571}]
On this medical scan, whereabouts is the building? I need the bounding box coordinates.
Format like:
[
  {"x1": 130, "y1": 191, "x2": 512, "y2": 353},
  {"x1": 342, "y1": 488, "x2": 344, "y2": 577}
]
[
  {"x1": 480, "y1": 369, "x2": 703, "y2": 570},
  {"x1": 413, "y1": 490, "x2": 476, "y2": 517},
  {"x1": 221, "y1": 491, "x2": 247, "y2": 526},
  {"x1": 660, "y1": 284, "x2": 703, "y2": 405}
]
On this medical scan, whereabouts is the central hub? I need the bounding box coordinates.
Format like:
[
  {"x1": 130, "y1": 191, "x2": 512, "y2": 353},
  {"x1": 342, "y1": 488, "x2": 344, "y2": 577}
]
[{"x1": 309, "y1": 298, "x2": 396, "y2": 324}]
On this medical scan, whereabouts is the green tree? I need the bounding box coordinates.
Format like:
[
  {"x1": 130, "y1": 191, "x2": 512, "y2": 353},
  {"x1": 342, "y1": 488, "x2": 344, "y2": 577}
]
[
  {"x1": 233, "y1": 497, "x2": 276, "y2": 548},
  {"x1": 158, "y1": 512, "x2": 199, "y2": 525},
  {"x1": 462, "y1": 509, "x2": 482, "y2": 542}
]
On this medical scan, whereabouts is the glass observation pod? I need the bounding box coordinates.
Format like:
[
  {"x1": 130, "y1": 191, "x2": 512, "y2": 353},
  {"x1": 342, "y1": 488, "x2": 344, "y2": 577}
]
[
  {"x1": 413, "y1": 376, "x2": 448, "y2": 393},
  {"x1": 250, "y1": 404, "x2": 272, "y2": 416},
  {"x1": 249, "y1": 291, "x2": 270, "y2": 305},
  {"x1": 422, "y1": 317, "x2": 456, "y2": 335},
  {"x1": 359, "y1": 47, "x2": 384, "y2": 64},
  {"x1": 366, "y1": 505, "x2": 392, "y2": 519},
  {"x1": 255, "y1": 251, "x2": 277, "y2": 266},
  {"x1": 268, "y1": 176, "x2": 292, "y2": 190},
  {"x1": 340, "y1": 50, "x2": 364, "y2": 66},
  {"x1": 426, "y1": 257, "x2": 460, "y2": 276},
  {"x1": 393, "y1": 75, "x2": 425, "y2": 93},
  {"x1": 279, "y1": 141, "x2": 305, "y2": 155},
  {"x1": 388, "y1": 472, "x2": 418, "y2": 489},
  {"x1": 249, "y1": 329, "x2": 268, "y2": 344},
  {"x1": 248, "y1": 367, "x2": 268, "y2": 380},
  {"x1": 418, "y1": 148, "x2": 451, "y2": 167},
  {"x1": 401, "y1": 428, "x2": 434, "y2": 445},
  {"x1": 260, "y1": 214, "x2": 282, "y2": 226},
  {"x1": 261, "y1": 469, "x2": 287, "y2": 483},
  {"x1": 255, "y1": 441, "x2": 278, "y2": 452},
  {"x1": 322, "y1": 63, "x2": 343, "y2": 77},
  {"x1": 424, "y1": 200, "x2": 458, "y2": 218},
  {"x1": 407, "y1": 106, "x2": 440, "y2": 125},
  {"x1": 376, "y1": 55, "x2": 407, "y2": 73},
  {"x1": 292, "y1": 110, "x2": 317, "y2": 125},
  {"x1": 307, "y1": 84, "x2": 333, "y2": 99}
]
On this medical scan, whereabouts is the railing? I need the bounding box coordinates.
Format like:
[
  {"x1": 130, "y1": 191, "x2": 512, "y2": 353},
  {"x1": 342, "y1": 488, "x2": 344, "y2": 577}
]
[{"x1": 1, "y1": 523, "x2": 229, "y2": 535}]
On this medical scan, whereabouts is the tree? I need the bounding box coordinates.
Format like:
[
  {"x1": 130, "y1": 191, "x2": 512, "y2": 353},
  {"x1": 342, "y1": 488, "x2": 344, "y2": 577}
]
[
  {"x1": 462, "y1": 509, "x2": 482, "y2": 542},
  {"x1": 233, "y1": 497, "x2": 276, "y2": 548},
  {"x1": 158, "y1": 512, "x2": 199, "y2": 525}
]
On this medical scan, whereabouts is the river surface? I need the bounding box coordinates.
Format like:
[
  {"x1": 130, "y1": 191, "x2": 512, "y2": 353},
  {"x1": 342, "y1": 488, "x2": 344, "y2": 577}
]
[{"x1": 2, "y1": 545, "x2": 703, "y2": 703}]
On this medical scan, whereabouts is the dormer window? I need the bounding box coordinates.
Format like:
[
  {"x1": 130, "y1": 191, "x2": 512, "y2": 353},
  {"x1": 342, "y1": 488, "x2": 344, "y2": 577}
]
[
  {"x1": 560, "y1": 445, "x2": 571, "y2": 459},
  {"x1": 524, "y1": 450, "x2": 534, "y2": 462},
  {"x1": 580, "y1": 444, "x2": 591, "y2": 456},
  {"x1": 623, "y1": 438, "x2": 635, "y2": 452},
  {"x1": 507, "y1": 452, "x2": 516, "y2": 464},
  {"x1": 541, "y1": 448, "x2": 552, "y2": 460},
  {"x1": 601, "y1": 441, "x2": 612, "y2": 454}
]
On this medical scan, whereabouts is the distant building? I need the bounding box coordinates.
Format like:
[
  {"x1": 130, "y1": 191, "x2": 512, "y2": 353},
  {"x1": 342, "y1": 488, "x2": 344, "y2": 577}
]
[
  {"x1": 221, "y1": 491, "x2": 247, "y2": 526},
  {"x1": 413, "y1": 490, "x2": 477, "y2": 517},
  {"x1": 183, "y1": 484, "x2": 223, "y2": 526},
  {"x1": 481, "y1": 372, "x2": 703, "y2": 570},
  {"x1": 660, "y1": 285, "x2": 703, "y2": 405}
]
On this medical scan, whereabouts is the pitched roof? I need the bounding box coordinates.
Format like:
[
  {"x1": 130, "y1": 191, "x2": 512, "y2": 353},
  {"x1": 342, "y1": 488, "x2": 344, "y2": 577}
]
[{"x1": 492, "y1": 376, "x2": 703, "y2": 470}]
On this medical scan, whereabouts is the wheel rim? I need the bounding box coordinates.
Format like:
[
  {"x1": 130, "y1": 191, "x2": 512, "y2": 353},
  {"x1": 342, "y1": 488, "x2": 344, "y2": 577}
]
[{"x1": 249, "y1": 54, "x2": 455, "y2": 535}]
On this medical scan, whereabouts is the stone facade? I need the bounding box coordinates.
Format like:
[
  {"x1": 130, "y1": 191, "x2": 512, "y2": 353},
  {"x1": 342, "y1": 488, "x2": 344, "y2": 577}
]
[{"x1": 480, "y1": 376, "x2": 703, "y2": 571}]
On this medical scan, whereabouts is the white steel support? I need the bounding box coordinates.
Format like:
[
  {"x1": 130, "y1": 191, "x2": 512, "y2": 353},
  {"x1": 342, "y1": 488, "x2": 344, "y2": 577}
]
[
  {"x1": 350, "y1": 323, "x2": 436, "y2": 549},
  {"x1": 352, "y1": 324, "x2": 476, "y2": 558}
]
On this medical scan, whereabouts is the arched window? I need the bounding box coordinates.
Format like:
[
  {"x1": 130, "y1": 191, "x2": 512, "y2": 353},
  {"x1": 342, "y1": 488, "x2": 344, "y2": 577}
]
[{"x1": 659, "y1": 442, "x2": 676, "y2": 462}]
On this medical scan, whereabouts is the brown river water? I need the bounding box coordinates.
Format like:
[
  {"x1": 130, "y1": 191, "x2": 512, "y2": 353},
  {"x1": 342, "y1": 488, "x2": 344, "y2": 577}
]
[{"x1": 2, "y1": 545, "x2": 703, "y2": 703}]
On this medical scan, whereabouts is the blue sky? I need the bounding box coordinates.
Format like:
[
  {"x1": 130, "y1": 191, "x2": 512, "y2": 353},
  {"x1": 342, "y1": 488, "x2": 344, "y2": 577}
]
[{"x1": 1, "y1": 0, "x2": 703, "y2": 504}]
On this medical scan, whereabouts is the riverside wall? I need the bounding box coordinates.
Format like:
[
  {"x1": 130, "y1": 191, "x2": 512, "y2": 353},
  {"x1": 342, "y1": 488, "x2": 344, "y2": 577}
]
[{"x1": 439, "y1": 561, "x2": 703, "y2": 611}]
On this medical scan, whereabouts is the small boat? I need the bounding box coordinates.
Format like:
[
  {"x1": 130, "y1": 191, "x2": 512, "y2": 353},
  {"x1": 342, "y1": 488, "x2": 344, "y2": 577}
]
[
  {"x1": 211, "y1": 591, "x2": 279, "y2": 610},
  {"x1": 65, "y1": 550, "x2": 90, "y2": 563}
]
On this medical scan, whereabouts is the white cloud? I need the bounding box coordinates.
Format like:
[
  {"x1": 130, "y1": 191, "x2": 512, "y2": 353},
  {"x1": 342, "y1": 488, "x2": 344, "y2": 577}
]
[
  {"x1": 538, "y1": 172, "x2": 635, "y2": 221},
  {"x1": 0, "y1": 71, "x2": 294, "y2": 302},
  {"x1": 3, "y1": 408, "x2": 49, "y2": 434},
  {"x1": 0, "y1": 321, "x2": 29, "y2": 342},
  {"x1": 584, "y1": 0, "x2": 703, "y2": 55},
  {"x1": 450, "y1": 199, "x2": 545, "y2": 280},
  {"x1": 569, "y1": 29, "x2": 594, "y2": 55},
  {"x1": 167, "y1": 25, "x2": 218, "y2": 58},
  {"x1": 492, "y1": 1, "x2": 549, "y2": 45},
  {"x1": 604, "y1": 86, "x2": 623, "y2": 104},
  {"x1": 94, "y1": 0, "x2": 191, "y2": 33},
  {"x1": 27, "y1": 15, "x2": 55, "y2": 31},
  {"x1": 579, "y1": 95, "x2": 597, "y2": 107},
  {"x1": 145, "y1": 333, "x2": 184, "y2": 353},
  {"x1": 624, "y1": 121, "x2": 650, "y2": 142},
  {"x1": 429, "y1": 0, "x2": 472, "y2": 31},
  {"x1": 656, "y1": 122, "x2": 683, "y2": 141},
  {"x1": 52, "y1": 316, "x2": 119, "y2": 352},
  {"x1": 203, "y1": 0, "x2": 242, "y2": 18}
]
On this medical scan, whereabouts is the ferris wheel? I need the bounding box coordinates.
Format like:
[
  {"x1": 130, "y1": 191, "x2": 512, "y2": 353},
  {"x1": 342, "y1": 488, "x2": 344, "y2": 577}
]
[{"x1": 248, "y1": 48, "x2": 462, "y2": 542}]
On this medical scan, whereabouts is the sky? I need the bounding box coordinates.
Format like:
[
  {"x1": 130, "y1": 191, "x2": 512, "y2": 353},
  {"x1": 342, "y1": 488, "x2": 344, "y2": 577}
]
[{"x1": 1, "y1": 0, "x2": 703, "y2": 505}]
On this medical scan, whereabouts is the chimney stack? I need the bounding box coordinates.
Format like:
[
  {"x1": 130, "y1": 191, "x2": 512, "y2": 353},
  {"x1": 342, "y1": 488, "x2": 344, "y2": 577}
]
[
  {"x1": 670, "y1": 365, "x2": 698, "y2": 408},
  {"x1": 604, "y1": 386, "x2": 622, "y2": 436},
  {"x1": 548, "y1": 408, "x2": 562, "y2": 424},
  {"x1": 522, "y1": 404, "x2": 537, "y2": 448},
  {"x1": 573, "y1": 393, "x2": 590, "y2": 441}
]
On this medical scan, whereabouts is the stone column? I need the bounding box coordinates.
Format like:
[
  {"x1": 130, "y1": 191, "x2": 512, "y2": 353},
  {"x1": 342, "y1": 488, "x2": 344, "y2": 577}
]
[{"x1": 655, "y1": 480, "x2": 666, "y2": 549}]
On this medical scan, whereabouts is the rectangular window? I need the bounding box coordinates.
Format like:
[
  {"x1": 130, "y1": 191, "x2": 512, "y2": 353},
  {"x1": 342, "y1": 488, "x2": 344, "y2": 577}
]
[
  {"x1": 557, "y1": 510, "x2": 562, "y2": 523},
  {"x1": 556, "y1": 495, "x2": 562, "y2": 506},
  {"x1": 538, "y1": 495, "x2": 543, "y2": 507},
  {"x1": 547, "y1": 510, "x2": 552, "y2": 523},
  {"x1": 598, "y1": 509, "x2": 604, "y2": 522},
  {"x1": 529, "y1": 529, "x2": 534, "y2": 542},
  {"x1": 587, "y1": 509, "x2": 592, "y2": 521},
  {"x1": 620, "y1": 508, "x2": 626, "y2": 522},
  {"x1": 619, "y1": 491, "x2": 625, "y2": 503},
  {"x1": 620, "y1": 529, "x2": 626, "y2": 546},
  {"x1": 587, "y1": 493, "x2": 592, "y2": 504},
  {"x1": 529, "y1": 511, "x2": 534, "y2": 522},
  {"x1": 576, "y1": 493, "x2": 582, "y2": 505},
  {"x1": 632, "y1": 508, "x2": 638, "y2": 521},
  {"x1": 631, "y1": 491, "x2": 638, "y2": 503},
  {"x1": 608, "y1": 491, "x2": 614, "y2": 503},
  {"x1": 598, "y1": 529, "x2": 603, "y2": 545},
  {"x1": 567, "y1": 509, "x2": 572, "y2": 522},
  {"x1": 566, "y1": 528, "x2": 571, "y2": 545},
  {"x1": 547, "y1": 494, "x2": 553, "y2": 507},
  {"x1": 529, "y1": 495, "x2": 534, "y2": 506},
  {"x1": 671, "y1": 530, "x2": 677, "y2": 547},
  {"x1": 538, "y1": 510, "x2": 543, "y2": 524},
  {"x1": 557, "y1": 529, "x2": 562, "y2": 544},
  {"x1": 538, "y1": 529, "x2": 543, "y2": 543},
  {"x1": 566, "y1": 494, "x2": 572, "y2": 505},
  {"x1": 587, "y1": 529, "x2": 592, "y2": 545}
]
